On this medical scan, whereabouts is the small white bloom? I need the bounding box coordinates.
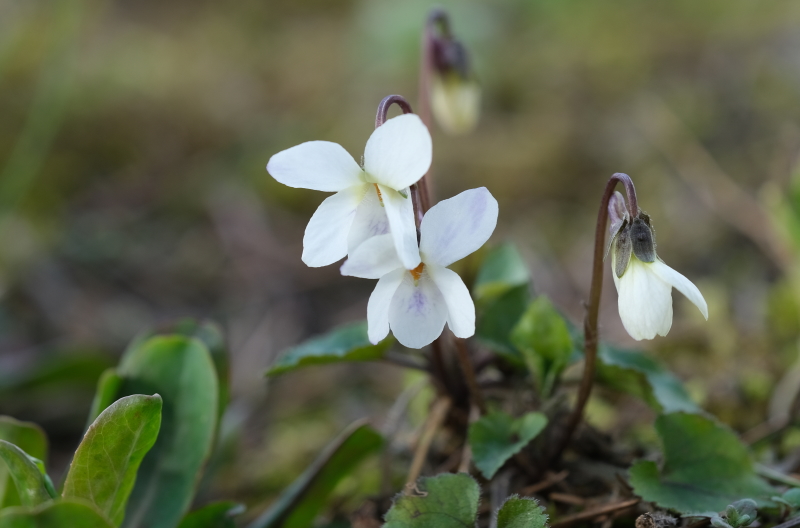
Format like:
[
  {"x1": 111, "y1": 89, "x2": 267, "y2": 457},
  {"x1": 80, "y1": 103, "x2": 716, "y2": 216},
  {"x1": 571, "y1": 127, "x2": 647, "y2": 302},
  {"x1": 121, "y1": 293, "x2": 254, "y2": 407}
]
[
  {"x1": 341, "y1": 187, "x2": 498, "y2": 349},
  {"x1": 266, "y1": 114, "x2": 432, "y2": 269},
  {"x1": 608, "y1": 191, "x2": 708, "y2": 340}
]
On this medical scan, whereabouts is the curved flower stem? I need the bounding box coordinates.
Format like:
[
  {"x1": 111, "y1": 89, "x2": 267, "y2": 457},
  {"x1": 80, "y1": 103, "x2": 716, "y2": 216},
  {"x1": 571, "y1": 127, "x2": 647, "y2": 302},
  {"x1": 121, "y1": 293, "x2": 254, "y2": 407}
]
[
  {"x1": 375, "y1": 95, "x2": 414, "y2": 128},
  {"x1": 551, "y1": 172, "x2": 638, "y2": 462}
]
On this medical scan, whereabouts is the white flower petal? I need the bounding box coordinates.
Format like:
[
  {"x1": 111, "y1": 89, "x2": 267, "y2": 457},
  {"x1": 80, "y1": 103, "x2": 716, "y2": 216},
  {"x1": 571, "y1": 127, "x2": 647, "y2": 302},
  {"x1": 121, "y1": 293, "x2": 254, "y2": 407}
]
[
  {"x1": 420, "y1": 187, "x2": 498, "y2": 267},
  {"x1": 340, "y1": 234, "x2": 403, "y2": 279},
  {"x1": 381, "y1": 185, "x2": 422, "y2": 270},
  {"x1": 347, "y1": 184, "x2": 390, "y2": 255},
  {"x1": 427, "y1": 264, "x2": 475, "y2": 339},
  {"x1": 364, "y1": 114, "x2": 432, "y2": 190},
  {"x1": 613, "y1": 255, "x2": 673, "y2": 340},
  {"x1": 267, "y1": 141, "x2": 364, "y2": 192},
  {"x1": 649, "y1": 259, "x2": 709, "y2": 320},
  {"x1": 367, "y1": 268, "x2": 405, "y2": 345},
  {"x1": 302, "y1": 185, "x2": 368, "y2": 267},
  {"x1": 389, "y1": 271, "x2": 448, "y2": 349}
]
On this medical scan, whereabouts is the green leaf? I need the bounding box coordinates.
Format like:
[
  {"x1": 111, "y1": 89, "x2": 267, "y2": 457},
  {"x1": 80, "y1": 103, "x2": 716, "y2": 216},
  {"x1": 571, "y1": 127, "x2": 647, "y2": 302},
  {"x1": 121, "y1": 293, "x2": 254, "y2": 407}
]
[
  {"x1": 0, "y1": 499, "x2": 114, "y2": 528},
  {"x1": 629, "y1": 412, "x2": 775, "y2": 514},
  {"x1": 383, "y1": 473, "x2": 480, "y2": 528},
  {"x1": 0, "y1": 418, "x2": 47, "y2": 509},
  {"x1": 131, "y1": 319, "x2": 230, "y2": 419},
  {"x1": 267, "y1": 322, "x2": 392, "y2": 377},
  {"x1": 63, "y1": 394, "x2": 163, "y2": 526},
  {"x1": 178, "y1": 501, "x2": 244, "y2": 528},
  {"x1": 474, "y1": 243, "x2": 529, "y2": 300},
  {"x1": 510, "y1": 296, "x2": 573, "y2": 396},
  {"x1": 496, "y1": 495, "x2": 548, "y2": 528},
  {"x1": 476, "y1": 284, "x2": 530, "y2": 363},
  {"x1": 598, "y1": 345, "x2": 699, "y2": 413},
  {"x1": 249, "y1": 421, "x2": 383, "y2": 528},
  {"x1": 85, "y1": 369, "x2": 122, "y2": 428},
  {"x1": 0, "y1": 442, "x2": 51, "y2": 508},
  {"x1": 115, "y1": 336, "x2": 219, "y2": 528},
  {"x1": 780, "y1": 488, "x2": 800, "y2": 508},
  {"x1": 468, "y1": 411, "x2": 548, "y2": 479}
]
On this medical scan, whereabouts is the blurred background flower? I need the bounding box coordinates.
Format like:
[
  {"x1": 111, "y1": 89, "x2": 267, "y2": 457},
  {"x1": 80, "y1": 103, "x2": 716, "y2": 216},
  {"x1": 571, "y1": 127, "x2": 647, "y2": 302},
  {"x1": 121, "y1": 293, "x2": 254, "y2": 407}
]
[{"x1": 2, "y1": 0, "x2": 800, "y2": 519}]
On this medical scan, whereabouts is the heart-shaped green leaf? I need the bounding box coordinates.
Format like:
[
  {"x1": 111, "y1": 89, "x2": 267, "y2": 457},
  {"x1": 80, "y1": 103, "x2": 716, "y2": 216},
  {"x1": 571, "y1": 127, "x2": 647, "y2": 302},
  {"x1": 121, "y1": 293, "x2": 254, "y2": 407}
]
[
  {"x1": 0, "y1": 441, "x2": 52, "y2": 508},
  {"x1": 248, "y1": 421, "x2": 382, "y2": 528},
  {"x1": 0, "y1": 417, "x2": 48, "y2": 509},
  {"x1": 115, "y1": 336, "x2": 219, "y2": 528},
  {"x1": 598, "y1": 345, "x2": 698, "y2": 413},
  {"x1": 469, "y1": 411, "x2": 548, "y2": 479},
  {"x1": 0, "y1": 499, "x2": 114, "y2": 528},
  {"x1": 383, "y1": 473, "x2": 480, "y2": 528},
  {"x1": 267, "y1": 322, "x2": 392, "y2": 377},
  {"x1": 496, "y1": 496, "x2": 548, "y2": 528},
  {"x1": 629, "y1": 412, "x2": 775, "y2": 514},
  {"x1": 64, "y1": 394, "x2": 163, "y2": 526}
]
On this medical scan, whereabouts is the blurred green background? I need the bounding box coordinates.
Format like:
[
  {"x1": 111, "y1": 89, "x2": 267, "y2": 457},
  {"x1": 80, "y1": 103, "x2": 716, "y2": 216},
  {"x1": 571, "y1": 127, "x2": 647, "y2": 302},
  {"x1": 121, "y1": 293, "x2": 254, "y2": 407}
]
[{"x1": 3, "y1": 0, "x2": 800, "y2": 519}]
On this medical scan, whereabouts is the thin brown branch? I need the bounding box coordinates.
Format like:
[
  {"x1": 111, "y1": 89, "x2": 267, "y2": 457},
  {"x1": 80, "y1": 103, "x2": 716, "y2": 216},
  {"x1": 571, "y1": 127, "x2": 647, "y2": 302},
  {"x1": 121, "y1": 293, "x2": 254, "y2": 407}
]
[
  {"x1": 405, "y1": 397, "x2": 452, "y2": 487},
  {"x1": 550, "y1": 498, "x2": 640, "y2": 528}
]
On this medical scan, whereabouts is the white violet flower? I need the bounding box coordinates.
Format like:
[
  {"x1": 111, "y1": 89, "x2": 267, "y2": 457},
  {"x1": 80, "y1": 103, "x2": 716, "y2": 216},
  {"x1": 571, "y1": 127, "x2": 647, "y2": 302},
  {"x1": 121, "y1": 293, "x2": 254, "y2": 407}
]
[
  {"x1": 607, "y1": 191, "x2": 708, "y2": 340},
  {"x1": 341, "y1": 187, "x2": 498, "y2": 349},
  {"x1": 266, "y1": 114, "x2": 432, "y2": 270}
]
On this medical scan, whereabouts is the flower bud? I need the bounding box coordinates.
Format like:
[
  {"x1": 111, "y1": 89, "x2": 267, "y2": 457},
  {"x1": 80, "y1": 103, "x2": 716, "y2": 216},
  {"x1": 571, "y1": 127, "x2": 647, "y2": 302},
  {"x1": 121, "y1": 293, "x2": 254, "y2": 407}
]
[
  {"x1": 630, "y1": 214, "x2": 656, "y2": 263},
  {"x1": 429, "y1": 30, "x2": 480, "y2": 135}
]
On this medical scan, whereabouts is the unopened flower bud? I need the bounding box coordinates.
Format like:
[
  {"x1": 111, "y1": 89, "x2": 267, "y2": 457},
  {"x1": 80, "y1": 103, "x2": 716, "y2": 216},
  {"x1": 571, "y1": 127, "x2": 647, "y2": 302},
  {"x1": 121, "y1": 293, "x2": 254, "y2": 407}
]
[{"x1": 428, "y1": 20, "x2": 480, "y2": 135}]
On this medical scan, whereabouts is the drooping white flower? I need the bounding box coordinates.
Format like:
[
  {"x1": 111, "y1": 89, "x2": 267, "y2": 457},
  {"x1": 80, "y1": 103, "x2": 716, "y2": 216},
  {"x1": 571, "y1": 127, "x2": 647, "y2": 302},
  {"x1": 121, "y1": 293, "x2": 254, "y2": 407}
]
[
  {"x1": 266, "y1": 114, "x2": 432, "y2": 270},
  {"x1": 341, "y1": 187, "x2": 498, "y2": 349},
  {"x1": 607, "y1": 191, "x2": 708, "y2": 340}
]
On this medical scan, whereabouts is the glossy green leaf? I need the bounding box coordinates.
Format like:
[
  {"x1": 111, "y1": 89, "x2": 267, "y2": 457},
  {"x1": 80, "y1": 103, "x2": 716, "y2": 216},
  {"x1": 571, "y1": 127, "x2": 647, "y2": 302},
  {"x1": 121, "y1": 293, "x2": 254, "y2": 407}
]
[
  {"x1": 468, "y1": 411, "x2": 548, "y2": 479},
  {"x1": 178, "y1": 501, "x2": 244, "y2": 528},
  {"x1": 0, "y1": 418, "x2": 47, "y2": 509},
  {"x1": 115, "y1": 336, "x2": 219, "y2": 528},
  {"x1": 383, "y1": 473, "x2": 480, "y2": 528},
  {"x1": 267, "y1": 322, "x2": 392, "y2": 377},
  {"x1": 476, "y1": 284, "x2": 530, "y2": 363},
  {"x1": 249, "y1": 421, "x2": 382, "y2": 528},
  {"x1": 496, "y1": 496, "x2": 548, "y2": 528},
  {"x1": 64, "y1": 394, "x2": 162, "y2": 526},
  {"x1": 510, "y1": 296, "x2": 573, "y2": 396},
  {"x1": 629, "y1": 412, "x2": 775, "y2": 514},
  {"x1": 0, "y1": 499, "x2": 114, "y2": 528},
  {"x1": 0, "y1": 442, "x2": 50, "y2": 508},
  {"x1": 598, "y1": 345, "x2": 698, "y2": 413},
  {"x1": 474, "y1": 243, "x2": 529, "y2": 300}
]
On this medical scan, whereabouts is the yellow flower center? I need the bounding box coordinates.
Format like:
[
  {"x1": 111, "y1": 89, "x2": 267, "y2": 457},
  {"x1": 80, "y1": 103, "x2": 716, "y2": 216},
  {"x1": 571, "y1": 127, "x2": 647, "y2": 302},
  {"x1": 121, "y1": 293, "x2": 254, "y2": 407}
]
[
  {"x1": 373, "y1": 183, "x2": 383, "y2": 205},
  {"x1": 410, "y1": 262, "x2": 425, "y2": 282}
]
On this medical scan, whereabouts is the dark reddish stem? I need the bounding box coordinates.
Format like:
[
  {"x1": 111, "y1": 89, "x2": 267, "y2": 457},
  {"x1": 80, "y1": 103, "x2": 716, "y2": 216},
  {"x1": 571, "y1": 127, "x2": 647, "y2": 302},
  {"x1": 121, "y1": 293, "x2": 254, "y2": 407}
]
[
  {"x1": 375, "y1": 95, "x2": 414, "y2": 128},
  {"x1": 551, "y1": 172, "x2": 638, "y2": 461}
]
